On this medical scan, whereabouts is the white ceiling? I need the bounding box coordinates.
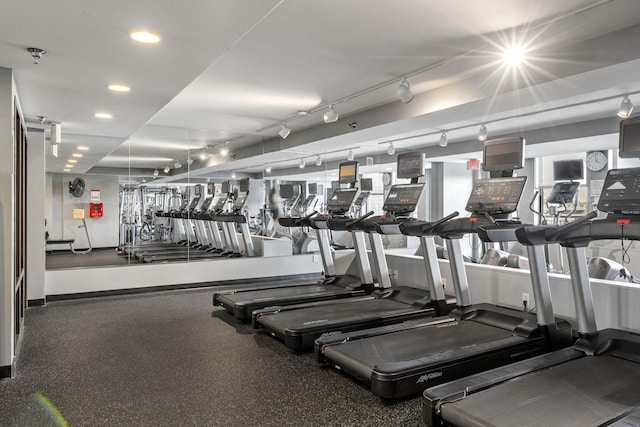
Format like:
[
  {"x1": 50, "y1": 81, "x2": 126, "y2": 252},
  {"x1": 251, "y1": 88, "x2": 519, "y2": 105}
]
[{"x1": 2, "y1": 0, "x2": 640, "y2": 182}]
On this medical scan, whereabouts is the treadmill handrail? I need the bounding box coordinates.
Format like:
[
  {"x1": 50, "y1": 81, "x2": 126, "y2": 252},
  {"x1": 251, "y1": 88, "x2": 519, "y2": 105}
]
[
  {"x1": 423, "y1": 211, "x2": 459, "y2": 233},
  {"x1": 345, "y1": 210, "x2": 376, "y2": 228}
]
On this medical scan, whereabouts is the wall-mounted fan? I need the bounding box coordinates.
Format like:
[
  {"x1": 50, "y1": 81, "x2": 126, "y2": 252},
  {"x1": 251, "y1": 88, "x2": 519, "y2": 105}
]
[{"x1": 68, "y1": 177, "x2": 85, "y2": 198}]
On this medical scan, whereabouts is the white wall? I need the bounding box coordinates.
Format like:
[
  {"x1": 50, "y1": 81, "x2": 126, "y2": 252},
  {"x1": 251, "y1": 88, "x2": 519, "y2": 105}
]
[
  {"x1": 26, "y1": 129, "x2": 46, "y2": 302},
  {"x1": 47, "y1": 173, "x2": 119, "y2": 248}
]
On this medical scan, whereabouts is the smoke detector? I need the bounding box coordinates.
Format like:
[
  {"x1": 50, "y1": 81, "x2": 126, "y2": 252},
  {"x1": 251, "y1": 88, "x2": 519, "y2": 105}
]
[{"x1": 27, "y1": 48, "x2": 46, "y2": 64}]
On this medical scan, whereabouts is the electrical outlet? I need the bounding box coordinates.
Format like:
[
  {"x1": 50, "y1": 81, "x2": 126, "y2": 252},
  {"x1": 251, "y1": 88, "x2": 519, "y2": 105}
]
[
  {"x1": 522, "y1": 293, "x2": 530, "y2": 304},
  {"x1": 312, "y1": 255, "x2": 319, "y2": 263}
]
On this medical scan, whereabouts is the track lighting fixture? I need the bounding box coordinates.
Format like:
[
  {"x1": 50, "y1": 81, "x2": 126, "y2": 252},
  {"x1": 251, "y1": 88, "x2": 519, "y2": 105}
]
[
  {"x1": 315, "y1": 155, "x2": 322, "y2": 166},
  {"x1": 323, "y1": 105, "x2": 339, "y2": 123},
  {"x1": 265, "y1": 165, "x2": 272, "y2": 173},
  {"x1": 439, "y1": 131, "x2": 448, "y2": 147},
  {"x1": 397, "y1": 78, "x2": 414, "y2": 104},
  {"x1": 220, "y1": 143, "x2": 229, "y2": 157},
  {"x1": 387, "y1": 143, "x2": 395, "y2": 155},
  {"x1": 279, "y1": 124, "x2": 291, "y2": 139},
  {"x1": 478, "y1": 124, "x2": 488, "y2": 142},
  {"x1": 618, "y1": 96, "x2": 634, "y2": 119},
  {"x1": 299, "y1": 158, "x2": 306, "y2": 169},
  {"x1": 152, "y1": 169, "x2": 159, "y2": 177},
  {"x1": 347, "y1": 149, "x2": 354, "y2": 161},
  {"x1": 187, "y1": 158, "x2": 194, "y2": 166},
  {"x1": 174, "y1": 161, "x2": 182, "y2": 169},
  {"x1": 163, "y1": 166, "x2": 170, "y2": 174}
]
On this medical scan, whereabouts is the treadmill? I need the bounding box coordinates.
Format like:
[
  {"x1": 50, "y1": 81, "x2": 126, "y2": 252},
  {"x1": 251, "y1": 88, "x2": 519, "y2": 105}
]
[
  {"x1": 314, "y1": 137, "x2": 573, "y2": 399},
  {"x1": 421, "y1": 172, "x2": 640, "y2": 423},
  {"x1": 212, "y1": 161, "x2": 375, "y2": 321},
  {"x1": 254, "y1": 152, "x2": 457, "y2": 350}
]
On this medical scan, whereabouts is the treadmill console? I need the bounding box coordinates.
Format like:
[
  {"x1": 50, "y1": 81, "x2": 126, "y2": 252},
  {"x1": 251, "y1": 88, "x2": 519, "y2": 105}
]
[
  {"x1": 232, "y1": 193, "x2": 248, "y2": 211},
  {"x1": 466, "y1": 177, "x2": 527, "y2": 214},
  {"x1": 383, "y1": 183, "x2": 425, "y2": 214},
  {"x1": 187, "y1": 194, "x2": 202, "y2": 212},
  {"x1": 598, "y1": 167, "x2": 640, "y2": 214},
  {"x1": 212, "y1": 194, "x2": 228, "y2": 213},
  {"x1": 547, "y1": 182, "x2": 580, "y2": 204},
  {"x1": 327, "y1": 188, "x2": 358, "y2": 215},
  {"x1": 199, "y1": 196, "x2": 214, "y2": 212},
  {"x1": 354, "y1": 191, "x2": 370, "y2": 208}
]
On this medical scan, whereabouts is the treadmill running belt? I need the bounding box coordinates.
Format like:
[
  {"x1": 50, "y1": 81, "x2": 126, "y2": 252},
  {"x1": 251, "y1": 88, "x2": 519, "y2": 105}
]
[
  {"x1": 441, "y1": 355, "x2": 640, "y2": 427},
  {"x1": 258, "y1": 299, "x2": 418, "y2": 334},
  {"x1": 217, "y1": 284, "x2": 349, "y2": 306},
  {"x1": 324, "y1": 320, "x2": 513, "y2": 381}
]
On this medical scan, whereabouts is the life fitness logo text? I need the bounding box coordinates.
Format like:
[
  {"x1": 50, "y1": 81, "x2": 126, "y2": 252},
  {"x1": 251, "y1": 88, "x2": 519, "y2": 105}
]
[{"x1": 416, "y1": 372, "x2": 443, "y2": 384}]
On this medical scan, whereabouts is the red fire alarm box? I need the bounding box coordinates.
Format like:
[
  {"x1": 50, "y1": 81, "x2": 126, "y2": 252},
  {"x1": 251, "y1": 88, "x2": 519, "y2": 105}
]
[{"x1": 89, "y1": 202, "x2": 103, "y2": 218}]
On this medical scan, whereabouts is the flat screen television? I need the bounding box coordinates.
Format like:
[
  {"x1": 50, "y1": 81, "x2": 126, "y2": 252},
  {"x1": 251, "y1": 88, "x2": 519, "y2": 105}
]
[
  {"x1": 339, "y1": 161, "x2": 358, "y2": 184},
  {"x1": 239, "y1": 178, "x2": 250, "y2": 193},
  {"x1": 360, "y1": 178, "x2": 373, "y2": 192},
  {"x1": 221, "y1": 181, "x2": 230, "y2": 193},
  {"x1": 483, "y1": 137, "x2": 525, "y2": 172},
  {"x1": 397, "y1": 151, "x2": 425, "y2": 179},
  {"x1": 553, "y1": 159, "x2": 584, "y2": 181},
  {"x1": 619, "y1": 116, "x2": 640, "y2": 158},
  {"x1": 279, "y1": 184, "x2": 295, "y2": 199}
]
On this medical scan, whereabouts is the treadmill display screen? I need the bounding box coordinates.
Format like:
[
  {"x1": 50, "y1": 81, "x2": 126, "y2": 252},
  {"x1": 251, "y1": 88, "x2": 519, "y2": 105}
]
[
  {"x1": 547, "y1": 182, "x2": 580, "y2": 204},
  {"x1": 383, "y1": 183, "x2": 425, "y2": 214},
  {"x1": 354, "y1": 192, "x2": 369, "y2": 207},
  {"x1": 598, "y1": 167, "x2": 640, "y2": 214},
  {"x1": 327, "y1": 188, "x2": 358, "y2": 213},
  {"x1": 466, "y1": 177, "x2": 527, "y2": 214},
  {"x1": 233, "y1": 194, "x2": 247, "y2": 210},
  {"x1": 212, "y1": 195, "x2": 228, "y2": 211},
  {"x1": 200, "y1": 196, "x2": 214, "y2": 211}
]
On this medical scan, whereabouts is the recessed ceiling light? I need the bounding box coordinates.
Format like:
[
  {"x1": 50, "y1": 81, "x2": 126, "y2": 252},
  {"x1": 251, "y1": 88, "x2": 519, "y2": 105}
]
[
  {"x1": 68, "y1": 159, "x2": 78, "y2": 163},
  {"x1": 108, "y1": 84, "x2": 130, "y2": 92},
  {"x1": 72, "y1": 153, "x2": 83, "y2": 158},
  {"x1": 77, "y1": 146, "x2": 90, "y2": 151},
  {"x1": 64, "y1": 164, "x2": 73, "y2": 168},
  {"x1": 130, "y1": 31, "x2": 160, "y2": 44},
  {"x1": 63, "y1": 169, "x2": 71, "y2": 172},
  {"x1": 504, "y1": 45, "x2": 526, "y2": 66},
  {"x1": 95, "y1": 112, "x2": 112, "y2": 119}
]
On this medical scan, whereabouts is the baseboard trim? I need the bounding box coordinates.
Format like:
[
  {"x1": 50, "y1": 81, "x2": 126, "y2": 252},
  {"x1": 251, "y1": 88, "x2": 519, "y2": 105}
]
[
  {"x1": 28, "y1": 298, "x2": 46, "y2": 307},
  {"x1": 0, "y1": 361, "x2": 15, "y2": 379}
]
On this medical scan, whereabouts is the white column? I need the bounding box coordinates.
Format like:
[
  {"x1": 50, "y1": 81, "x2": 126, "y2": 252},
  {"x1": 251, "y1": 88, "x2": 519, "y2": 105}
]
[{"x1": 27, "y1": 129, "x2": 46, "y2": 303}]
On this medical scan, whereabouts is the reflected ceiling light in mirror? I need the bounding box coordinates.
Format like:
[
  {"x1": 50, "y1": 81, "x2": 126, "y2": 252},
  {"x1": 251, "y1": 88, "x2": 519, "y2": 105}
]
[
  {"x1": 64, "y1": 164, "x2": 73, "y2": 168},
  {"x1": 279, "y1": 124, "x2": 291, "y2": 139},
  {"x1": 503, "y1": 45, "x2": 526, "y2": 66},
  {"x1": 439, "y1": 131, "x2": 448, "y2": 147},
  {"x1": 153, "y1": 169, "x2": 159, "y2": 177},
  {"x1": 231, "y1": 172, "x2": 236, "y2": 178},
  {"x1": 315, "y1": 155, "x2": 322, "y2": 166},
  {"x1": 68, "y1": 159, "x2": 77, "y2": 163},
  {"x1": 618, "y1": 96, "x2": 634, "y2": 118},
  {"x1": 299, "y1": 158, "x2": 306, "y2": 169},
  {"x1": 478, "y1": 124, "x2": 488, "y2": 142},
  {"x1": 63, "y1": 168, "x2": 71, "y2": 172},
  {"x1": 163, "y1": 166, "x2": 170, "y2": 173},
  {"x1": 347, "y1": 149, "x2": 354, "y2": 161},
  {"x1": 200, "y1": 151, "x2": 210, "y2": 161},
  {"x1": 72, "y1": 153, "x2": 83, "y2": 158},
  {"x1": 265, "y1": 165, "x2": 272, "y2": 173},
  {"x1": 219, "y1": 142, "x2": 229, "y2": 157},
  {"x1": 77, "y1": 146, "x2": 89, "y2": 151},
  {"x1": 108, "y1": 84, "x2": 130, "y2": 92},
  {"x1": 387, "y1": 143, "x2": 395, "y2": 155},
  {"x1": 130, "y1": 31, "x2": 160, "y2": 44},
  {"x1": 95, "y1": 112, "x2": 113, "y2": 119},
  {"x1": 187, "y1": 158, "x2": 194, "y2": 166},
  {"x1": 397, "y1": 78, "x2": 414, "y2": 104},
  {"x1": 174, "y1": 161, "x2": 182, "y2": 169},
  {"x1": 323, "y1": 105, "x2": 339, "y2": 123}
]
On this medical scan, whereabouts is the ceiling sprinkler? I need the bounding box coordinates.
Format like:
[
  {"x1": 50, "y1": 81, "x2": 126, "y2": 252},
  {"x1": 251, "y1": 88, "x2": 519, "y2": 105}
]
[{"x1": 28, "y1": 48, "x2": 46, "y2": 64}]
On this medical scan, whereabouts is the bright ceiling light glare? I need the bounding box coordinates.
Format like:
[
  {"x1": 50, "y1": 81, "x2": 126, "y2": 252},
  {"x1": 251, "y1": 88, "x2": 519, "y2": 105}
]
[
  {"x1": 478, "y1": 124, "x2": 488, "y2": 142},
  {"x1": 347, "y1": 149, "x2": 354, "y2": 161},
  {"x1": 108, "y1": 84, "x2": 130, "y2": 92},
  {"x1": 153, "y1": 169, "x2": 159, "y2": 177},
  {"x1": 72, "y1": 153, "x2": 83, "y2": 158},
  {"x1": 323, "y1": 105, "x2": 339, "y2": 123},
  {"x1": 397, "y1": 78, "x2": 414, "y2": 104},
  {"x1": 95, "y1": 112, "x2": 113, "y2": 119},
  {"x1": 64, "y1": 164, "x2": 73, "y2": 168},
  {"x1": 279, "y1": 124, "x2": 291, "y2": 139},
  {"x1": 503, "y1": 45, "x2": 526, "y2": 67},
  {"x1": 618, "y1": 96, "x2": 634, "y2": 118},
  {"x1": 130, "y1": 31, "x2": 160, "y2": 44},
  {"x1": 315, "y1": 155, "x2": 322, "y2": 166},
  {"x1": 199, "y1": 151, "x2": 210, "y2": 161},
  {"x1": 231, "y1": 172, "x2": 236, "y2": 179},
  {"x1": 77, "y1": 146, "x2": 89, "y2": 151},
  {"x1": 387, "y1": 142, "x2": 395, "y2": 155},
  {"x1": 439, "y1": 131, "x2": 448, "y2": 147},
  {"x1": 219, "y1": 143, "x2": 229, "y2": 157},
  {"x1": 163, "y1": 166, "x2": 170, "y2": 174},
  {"x1": 265, "y1": 165, "x2": 272, "y2": 173},
  {"x1": 299, "y1": 158, "x2": 306, "y2": 169},
  {"x1": 63, "y1": 169, "x2": 71, "y2": 172},
  {"x1": 68, "y1": 159, "x2": 78, "y2": 163}
]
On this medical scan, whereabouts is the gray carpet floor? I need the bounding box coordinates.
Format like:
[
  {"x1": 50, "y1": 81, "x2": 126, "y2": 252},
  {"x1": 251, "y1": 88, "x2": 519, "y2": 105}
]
[{"x1": 0, "y1": 287, "x2": 423, "y2": 426}]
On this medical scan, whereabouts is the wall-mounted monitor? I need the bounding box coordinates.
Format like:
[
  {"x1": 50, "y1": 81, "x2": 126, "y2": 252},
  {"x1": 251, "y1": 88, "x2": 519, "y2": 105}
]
[
  {"x1": 279, "y1": 184, "x2": 295, "y2": 200},
  {"x1": 397, "y1": 151, "x2": 425, "y2": 179},
  {"x1": 338, "y1": 161, "x2": 358, "y2": 184},
  {"x1": 308, "y1": 183, "x2": 318, "y2": 195},
  {"x1": 553, "y1": 159, "x2": 584, "y2": 181},
  {"x1": 619, "y1": 116, "x2": 640, "y2": 158},
  {"x1": 483, "y1": 137, "x2": 525, "y2": 172},
  {"x1": 221, "y1": 181, "x2": 230, "y2": 193},
  {"x1": 239, "y1": 178, "x2": 250, "y2": 193},
  {"x1": 360, "y1": 178, "x2": 373, "y2": 192}
]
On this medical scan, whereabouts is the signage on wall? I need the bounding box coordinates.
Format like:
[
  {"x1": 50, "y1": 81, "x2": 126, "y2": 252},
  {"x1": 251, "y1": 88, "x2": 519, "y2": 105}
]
[{"x1": 90, "y1": 189, "x2": 101, "y2": 202}]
